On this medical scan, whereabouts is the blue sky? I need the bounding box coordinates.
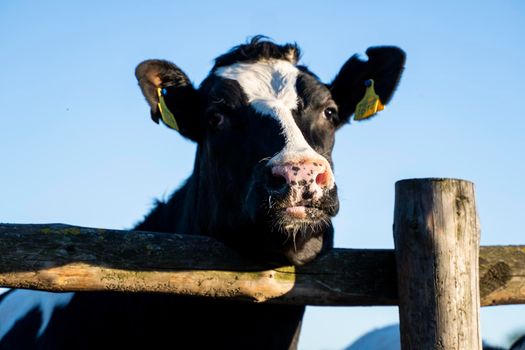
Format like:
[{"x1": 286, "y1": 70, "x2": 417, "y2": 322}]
[{"x1": 1, "y1": 1, "x2": 524, "y2": 349}]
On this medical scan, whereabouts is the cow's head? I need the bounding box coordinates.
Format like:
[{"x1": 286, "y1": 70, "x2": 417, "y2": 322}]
[{"x1": 136, "y1": 37, "x2": 405, "y2": 265}]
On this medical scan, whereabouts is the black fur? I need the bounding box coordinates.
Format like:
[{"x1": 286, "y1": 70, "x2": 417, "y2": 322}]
[
  {"x1": 214, "y1": 35, "x2": 301, "y2": 68},
  {"x1": 1, "y1": 308, "x2": 42, "y2": 349},
  {"x1": 1, "y1": 37, "x2": 405, "y2": 350},
  {"x1": 330, "y1": 46, "x2": 406, "y2": 125},
  {"x1": 511, "y1": 335, "x2": 525, "y2": 350}
]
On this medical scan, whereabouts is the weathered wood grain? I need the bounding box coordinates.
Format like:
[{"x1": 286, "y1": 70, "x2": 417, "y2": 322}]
[
  {"x1": 0, "y1": 223, "x2": 397, "y2": 305},
  {"x1": 0, "y1": 223, "x2": 523, "y2": 306},
  {"x1": 394, "y1": 178, "x2": 482, "y2": 350}
]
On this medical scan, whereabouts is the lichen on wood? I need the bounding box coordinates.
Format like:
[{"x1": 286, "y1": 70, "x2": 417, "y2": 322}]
[{"x1": 0, "y1": 223, "x2": 523, "y2": 307}]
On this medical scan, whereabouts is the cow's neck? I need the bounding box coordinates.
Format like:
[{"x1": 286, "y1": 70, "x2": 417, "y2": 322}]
[
  {"x1": 136, "y1": 146, "x2": 245, "y2": 237},
  {"x1": 189, "y1": 146, "x2": 250, "y2": 237}
]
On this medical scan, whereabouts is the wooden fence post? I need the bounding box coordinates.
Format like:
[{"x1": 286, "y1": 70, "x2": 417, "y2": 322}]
[{"x1": 393, "y1": 178, "x2": 482, "y2": 350}]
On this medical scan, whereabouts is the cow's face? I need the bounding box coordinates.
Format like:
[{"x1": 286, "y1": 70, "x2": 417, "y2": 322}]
[{"x1": 136, "y1": 38, "x2": 405, "y2": 265}]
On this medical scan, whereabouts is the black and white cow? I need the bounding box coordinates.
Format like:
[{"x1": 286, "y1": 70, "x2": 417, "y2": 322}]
[{"x1": 0, "y1": 37, "x2": 405, "y2": 349}]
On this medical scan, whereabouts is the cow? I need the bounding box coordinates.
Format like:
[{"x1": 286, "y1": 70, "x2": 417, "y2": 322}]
[
  {"x1": 511, "y1": 335, "x2": 525, "y2": 350},
  {"x1": 344, "y1": 324, "x2": 525, "y2": 350},
  {"x1": 0, "y1": 36, "x2": 405, "y2": 350}
]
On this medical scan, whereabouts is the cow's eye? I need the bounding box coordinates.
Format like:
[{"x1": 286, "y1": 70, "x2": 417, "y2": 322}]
[
  {"x1": 209, "y1": 112, "x2": 225, "y2": 129},
  {"x1": 323, "y1": 107, "x2": 337, "y2": 121}
]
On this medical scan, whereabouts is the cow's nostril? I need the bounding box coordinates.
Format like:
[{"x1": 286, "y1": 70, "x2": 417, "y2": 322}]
[
  {"x1": 267, "y1": 169, "x2": 288, "y2": 191},
  {"x1": 315, "y1": 171, "x2": 329, "y2": 187}
]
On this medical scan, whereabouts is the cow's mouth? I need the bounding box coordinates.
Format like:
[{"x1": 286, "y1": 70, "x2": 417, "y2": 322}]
[
  {"x1": 282, "y1": 205, "x2": 326, "y2": 220},
  {"x1": 264, "y1": 183, "x2": 339, "y2": 228},
  {"x1": 241, "y1": 186, "x2": 339, "y2": 265},
  {"x1": 284, "y1": 206, "x2": 307, "y2": 219},
  {"x1": 274, "y1": 205, "x2": 331, "y2": 239},
  {"x1": 243, "y1": 171, "x2": 339, "y2": 264},
  {"x1": 267, "y1": 199, "x2": 334, "y2": 235},
  {"x1": 264, "y1": 202, "x2": 335, "y2": 266}
]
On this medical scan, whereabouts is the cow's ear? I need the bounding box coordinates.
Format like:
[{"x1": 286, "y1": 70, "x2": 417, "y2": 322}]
[
  {"x1": 329, "y1": 46, "x2": 406, "y2": 126},
  {"x1": 135, "y1": 59, "x2": 202, "y2": 142}
]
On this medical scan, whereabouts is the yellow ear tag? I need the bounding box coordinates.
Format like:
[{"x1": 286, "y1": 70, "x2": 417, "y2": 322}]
[
  {"x1": 157, "y1": 88, "x2": 180, "y2": 131},
  {"x1": 354, "y1": 79, "x2": 385, "y2": 121}
]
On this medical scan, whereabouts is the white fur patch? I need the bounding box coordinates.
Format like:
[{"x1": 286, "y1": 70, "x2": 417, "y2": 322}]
[
  {"x1": 0, "y1": 290, "x2": 74, "y2": 340},
  {"x1": 215, "y1": 60, "x2": 334, "y2": 188}
]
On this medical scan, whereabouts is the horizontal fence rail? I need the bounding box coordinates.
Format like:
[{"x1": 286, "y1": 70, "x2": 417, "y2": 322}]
[{"x1": 0, "y1": 223, "x2": 523, "y2": 306}]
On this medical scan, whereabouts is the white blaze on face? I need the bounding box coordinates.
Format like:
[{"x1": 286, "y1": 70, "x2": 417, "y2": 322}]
[{"x1": 215, "y1": 59, "x2": 334, "y2": 189}]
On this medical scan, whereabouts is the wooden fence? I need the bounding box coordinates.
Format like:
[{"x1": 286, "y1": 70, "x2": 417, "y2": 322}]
[{"x1": 1, "y1": 178, "x2": 524, "y2": 349}]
